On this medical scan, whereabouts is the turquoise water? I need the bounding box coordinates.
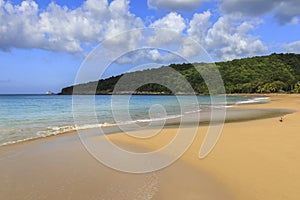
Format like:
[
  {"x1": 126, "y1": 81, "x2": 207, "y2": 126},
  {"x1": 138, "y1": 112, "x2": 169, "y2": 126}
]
[{"x1": 0, "y1": 95, "x2": 266, "y2": 145}]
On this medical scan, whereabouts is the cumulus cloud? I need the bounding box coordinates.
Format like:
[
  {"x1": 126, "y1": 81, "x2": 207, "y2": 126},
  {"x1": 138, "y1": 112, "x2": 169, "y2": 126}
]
[
  {"x1": 0, "y1": 0, "x2": 269, "y2": 61},
  {"x1": 204, "y1": 15, "x2": 268, "y2": 60},
  {"x1": 115, "y1": 49, "x2": 182, "y2": 64},
  {"x1": 147, "y1": 11, "x2": 268, "y2": 61},
  {"x1": 187, "y1": 11, "x2": 211, "y2": 44},
  {"x1": 220, "y1": 0, "x2": 300, "y2": 25},
  {"x1": 148, "y1": 12, "x2": 186, "y2": 46},
  {"x1": 283, "y1": 41, "x2": 300, "y2": 53},
  {"x1": 180, "y1": 12, "x2": 267, "y2": 60},
  {"x1": 0, "y1": 0, "x2": 143, "y2": 53},
  {"x1": 147, "y1": 0, "x2": 206, "y2": 12}
]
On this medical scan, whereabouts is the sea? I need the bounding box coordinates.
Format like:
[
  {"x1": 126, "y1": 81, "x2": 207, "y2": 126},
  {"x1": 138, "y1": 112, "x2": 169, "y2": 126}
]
[{"x1": 0, "y1": 95, "x2": 268, "y2": 146}]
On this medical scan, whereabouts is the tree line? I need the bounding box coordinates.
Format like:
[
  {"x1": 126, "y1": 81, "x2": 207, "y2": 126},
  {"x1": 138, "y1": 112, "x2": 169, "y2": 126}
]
[{"x1": 59, "y1": 53, "x2": 300, "y2": 95}]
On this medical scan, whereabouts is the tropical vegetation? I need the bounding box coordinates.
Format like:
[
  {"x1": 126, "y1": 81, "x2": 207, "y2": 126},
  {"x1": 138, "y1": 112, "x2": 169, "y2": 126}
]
[{"x1": 59, "y1": 53, "x2": 300, "y2": 95}]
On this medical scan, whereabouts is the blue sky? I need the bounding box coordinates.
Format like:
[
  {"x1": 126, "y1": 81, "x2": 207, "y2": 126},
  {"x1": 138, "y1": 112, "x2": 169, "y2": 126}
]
[{"x1": 0, "y1": 0, "x2": 300, "y2": 94}]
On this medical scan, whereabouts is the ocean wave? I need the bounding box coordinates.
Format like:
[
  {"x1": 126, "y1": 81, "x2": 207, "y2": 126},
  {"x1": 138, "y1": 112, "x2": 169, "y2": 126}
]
[
  {"x1": 235, "y1": 97, "x2": 270, "y2": 105},
  {"x1": 0, "y1": 114, "x2": 186, "y2": 147},
  {"x1": 0, "y1": 123, "x2": 113, "y2": 147},
  {"x1": 135, "y1": 114, "x2": 183, "y2": 123},
  {"x1": 184, "y1": 109, "x2": 202, "y2": 114},
  {"x1": 0, "y1": 96, "x2": 267, "y2": 147}
]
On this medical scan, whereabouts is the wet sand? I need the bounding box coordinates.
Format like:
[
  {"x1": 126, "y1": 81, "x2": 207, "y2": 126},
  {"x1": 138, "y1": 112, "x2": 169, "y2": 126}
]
[
  {"x1": 0, "y1": 128, "x2": 232, "y2": 200},
  {"x1": 0, "y1": 94, "x2": 299, "y2": 199},
  {"x1": 109, "y1": 94, "x2": 300, "y2": 200}
]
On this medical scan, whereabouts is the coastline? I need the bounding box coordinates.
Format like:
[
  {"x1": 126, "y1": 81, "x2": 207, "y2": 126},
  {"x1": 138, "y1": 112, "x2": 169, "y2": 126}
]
[
  {"x1": 108, "y1": 94, "x2": 300, "y2": 199},
  {"x1": 0, "y1": 123, "x2": 233, "y2": 200},
  {"x1": 0, "y1": 107, "x2": 293, "y2": 148},
  {"x1": 0, "y1": 94, "x2": 299, "y2": 199},
  {"x1": 0, "y1": 94, "x2": 292, "y2": 148}
]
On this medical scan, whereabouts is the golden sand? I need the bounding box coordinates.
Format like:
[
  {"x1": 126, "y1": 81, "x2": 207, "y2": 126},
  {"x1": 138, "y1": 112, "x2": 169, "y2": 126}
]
[
  {"x1": 1, "y1": 94, "x2": 299, "y2": 199},
  {"x1": 109, "y1": 94, "x2": 300, "y2": 200}
]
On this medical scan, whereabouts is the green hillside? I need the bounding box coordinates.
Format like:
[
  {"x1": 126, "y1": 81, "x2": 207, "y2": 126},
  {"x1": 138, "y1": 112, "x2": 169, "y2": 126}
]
[{"x1": 59, "y1": 53, "x2": 300, "y2": 95}]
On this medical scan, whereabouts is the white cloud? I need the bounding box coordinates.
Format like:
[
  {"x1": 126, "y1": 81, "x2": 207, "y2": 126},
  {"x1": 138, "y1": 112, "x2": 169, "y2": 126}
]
[
  {"x1": 0, "y1": 1, "x2": 270, "y2": 62},
  {"x1": 149, "y1": 12, "x2": 186, "y2": 32},
  {"x1": 115, "y1": 49, "x2": 182, "y2": 64},
  {"x1": 182, "y1": 12, "x2": 268, "y2": 60},
  {"x1": 283, "y1": 41, "x2": 300, "y2": 53},
  {"x1": 148, "y1": 0, "x2": 206, "y2": 12},
  {"x1": 187, "y1": 11, "x2": 211, "y2": 44},
  {"x1": 102, "y1": 0, "x2": 144, "y2": 52},
  {"x1": 102, "y1": 29, "x2": 143, "y2": 54},
  {"x1": 0, "y1": 0, "x2": 144, "y2": 53},
  {"x1": 148, "y1": 12, "x2": 186, "y2": 46},
  {"x1": 0, "y1": 0, "x2": 44, "y2": 51},
  {"x1": 177, "y1": 38, "x2": 203, "y2": 59},
  {"x1": 179, "y1": 12, "x2": 212, "y2": 59},
  {"x1": 83, "y1": 0, "x2": 108, "y2": 18},
  {"x1": 202, "y1": 15, "x2": 268, "y2": 60},
  {"x1": 220, "y1": 0, "x2": 300, "y2": 25},
  {"x1": 145, "y1": 11, "x2": 268, "y2": 61}
]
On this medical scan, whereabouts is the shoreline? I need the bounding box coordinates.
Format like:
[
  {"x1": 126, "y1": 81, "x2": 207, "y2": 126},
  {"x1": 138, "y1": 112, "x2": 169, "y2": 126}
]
[
  {"x1": 1, "y1": 94, "x2": 299, "y2": 199},
  {"x1": 0, "y1": 105, "x2": 294, "y2": 148},
  {"x1": 0, "y1": 121, "x2": 234, "y2": 200},
  {"x1": 107, "y1": 94, "x2": 300, "y2": 199}
]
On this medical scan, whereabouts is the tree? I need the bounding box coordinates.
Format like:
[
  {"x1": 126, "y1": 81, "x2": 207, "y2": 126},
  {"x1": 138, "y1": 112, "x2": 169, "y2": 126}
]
[
  {"x1": 59, "y1": 53, "x2": 300, "y2": 95},
  {"x1": 294, "y1": 82, "x2": 300, "y2": 93}
]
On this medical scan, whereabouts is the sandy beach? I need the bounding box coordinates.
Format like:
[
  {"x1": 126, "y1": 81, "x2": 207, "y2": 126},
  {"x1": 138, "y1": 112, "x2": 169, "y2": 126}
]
[{"x1": 1, "y1": 94, "x2": 300, "y2": 199}]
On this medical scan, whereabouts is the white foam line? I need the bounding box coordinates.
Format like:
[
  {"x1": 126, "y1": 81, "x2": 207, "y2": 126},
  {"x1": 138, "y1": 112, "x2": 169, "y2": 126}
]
[{"x1": 235, "y1": 97, "x2": 270, "y2": 105}]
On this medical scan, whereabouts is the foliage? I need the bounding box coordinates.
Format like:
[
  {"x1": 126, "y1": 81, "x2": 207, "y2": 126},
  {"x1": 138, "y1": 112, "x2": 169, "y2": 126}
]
[
  {"x1": 59, "y1": 53, "x2": 300, "y2": 95},
  {"x1": 294, "y1": 82, "x2": 300, "y2": 93}
]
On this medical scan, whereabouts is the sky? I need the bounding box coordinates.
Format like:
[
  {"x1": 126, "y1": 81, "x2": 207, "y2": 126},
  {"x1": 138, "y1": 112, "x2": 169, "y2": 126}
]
[{"x1": 0, "y1": 0, "x2": 300, "y2": 94}]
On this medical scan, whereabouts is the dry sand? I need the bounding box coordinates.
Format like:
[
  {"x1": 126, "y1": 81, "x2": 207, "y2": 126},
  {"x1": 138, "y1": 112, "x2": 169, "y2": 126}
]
[
  {"x1": 1, "y1": 94, "x2": 299, "y2": 199},
  {"x1": 0, "y1": 129, "x2": 233, "y2": 200},
  {"x1": 110, "y1": 94, "x2": 300, "y2": 200}
]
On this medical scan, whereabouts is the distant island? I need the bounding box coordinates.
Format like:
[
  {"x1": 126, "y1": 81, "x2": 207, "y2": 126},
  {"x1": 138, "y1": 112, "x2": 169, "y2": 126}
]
[{"x1": 59, "y1": 53, "x2": 300, "y2": 95}]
